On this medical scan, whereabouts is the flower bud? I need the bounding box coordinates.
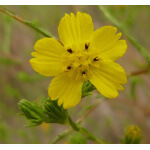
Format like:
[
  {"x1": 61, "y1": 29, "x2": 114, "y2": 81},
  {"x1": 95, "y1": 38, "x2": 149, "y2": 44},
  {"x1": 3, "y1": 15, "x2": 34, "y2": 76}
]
[
  {"x1": 123, "y1": 125, "x2": 142, "y2": 144},
  {"x1": 19, "y1": 98, "x2": 69, "y2": 126},
  {"x1": 18, "y1": 99, "x2": 46, "y2": 126}
]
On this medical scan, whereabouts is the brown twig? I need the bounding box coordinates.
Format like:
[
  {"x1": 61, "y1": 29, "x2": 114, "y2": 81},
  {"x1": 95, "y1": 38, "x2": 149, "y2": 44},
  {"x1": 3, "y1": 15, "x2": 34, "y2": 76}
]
[
  {"x1": 0, "y1": 7, "x2": 24, "y2": 24},
  {"x1": 0, "y1": 7, "x2": 52, "y2": 37},
  {"x1": 76, "y1": 100, "x2": 103, "y2": 124},
  {"x1": 127, "y1": 65, "x2": 150, "y2": 77}
]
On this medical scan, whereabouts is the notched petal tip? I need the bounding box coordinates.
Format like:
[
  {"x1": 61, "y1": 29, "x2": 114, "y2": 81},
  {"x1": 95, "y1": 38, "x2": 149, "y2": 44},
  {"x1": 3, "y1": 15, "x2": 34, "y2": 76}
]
[
  {"x1": 29, "y1": 58, "x2": 35, "y2": 65},
  {"x1": 48, "y1": 73, "x2": 83, "y2": 109},
  {"x1": 107, "y1": 91, "x2": 119, "y2": 99},
  {"x1": 116, "y1": 32, "x2": 122, "y2": 39},
  {"x1": 31, "y1": 52, "x2": 36, "y2": 57},
  {"x1": 30, "y1": 37, "x2": 65, "y2": 77},
  {"x1": 58, "y1": 11, "x2": 94, "y2": 47},
  {"x1": 100, "y1": 26, "x2": 117, "y2": 32},
  {"x1": 89, "y1": 60, "x2": 127, "y2": 99},
  {"x1": 123, "y1": 40, "x2": 128, "y2": 49},
  {"x1": 123, "y1": 75, "x2": 128, "y2": 84},
  {"x1": 62, "y1": 99, "x2": 79, "y2": 109}
]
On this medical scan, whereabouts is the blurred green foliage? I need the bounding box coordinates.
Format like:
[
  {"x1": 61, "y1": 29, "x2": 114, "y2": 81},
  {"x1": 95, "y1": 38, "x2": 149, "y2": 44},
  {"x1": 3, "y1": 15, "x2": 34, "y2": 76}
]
[
  {"x1": 17, "y1": 71, "x2": 44, "y2": 82},
  {"x1": 0, "y1": 56, "x2": 21, "y2": 65},
  {"x1": 5, "y1": 85, "x2": 22, "y2": 99},
  {"x1": 2, "y1": 14, "x2": 13, "y2": 53}
]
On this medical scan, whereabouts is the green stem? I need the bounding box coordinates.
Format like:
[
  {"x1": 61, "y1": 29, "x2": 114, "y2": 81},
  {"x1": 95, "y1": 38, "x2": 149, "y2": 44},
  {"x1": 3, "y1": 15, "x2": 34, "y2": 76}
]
[
  {"x1": 24, "y1": 21, "x2": 52, "y2": 37},
  {"x1": 50, "y1": 128, "x2": 72, "y2": 144},
  {"x1": 0, "y1": 7, "x2": 52, "y2": 37},
  {"x1": 68, "y1": 116, "x2": 79, "y2": 131},
  {"x1": 68, "y1": 115, "x2": 105, "y2": 144},
  {"x1": 79, "y1": 127, "x2": 105, "y2": 144},
  {"x1": 50, "y1": 100, "x2": 102, "y2": 144},
  {"x1": 98, "y1": 6, "x2": 150, "y2": 63}
]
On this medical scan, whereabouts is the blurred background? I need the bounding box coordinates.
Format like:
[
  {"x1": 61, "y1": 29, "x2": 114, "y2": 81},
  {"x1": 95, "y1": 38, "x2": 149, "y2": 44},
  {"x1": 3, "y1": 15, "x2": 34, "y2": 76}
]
[{"x1": 0, "y1": 5, "x2": 150, "y2": 144}]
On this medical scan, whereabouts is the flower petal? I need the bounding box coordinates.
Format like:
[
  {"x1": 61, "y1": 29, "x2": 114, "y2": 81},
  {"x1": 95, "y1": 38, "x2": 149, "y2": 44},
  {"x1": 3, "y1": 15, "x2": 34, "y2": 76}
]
[
  {"x1": 89, "y1": 26, "x2": 127, "y2": 61},
  {"x1": 30, "y1": 38, "x2": 64, "y2": 77},
  {"x1": 89, "y1": 60, "x2": 127, "y2": 98},
  {"x1": 58, "y1": 12, "x2": 94, "y2": 47},
  {"x1": 48, "y1": 73, "x2": 83, "y2": 109}
]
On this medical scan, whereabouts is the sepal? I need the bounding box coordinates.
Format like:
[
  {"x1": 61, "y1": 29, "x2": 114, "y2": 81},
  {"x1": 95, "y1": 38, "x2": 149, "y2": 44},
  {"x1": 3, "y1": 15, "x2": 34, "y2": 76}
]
[{"x1": 42, "y1": 98, "x2": 68, "y2": 124}]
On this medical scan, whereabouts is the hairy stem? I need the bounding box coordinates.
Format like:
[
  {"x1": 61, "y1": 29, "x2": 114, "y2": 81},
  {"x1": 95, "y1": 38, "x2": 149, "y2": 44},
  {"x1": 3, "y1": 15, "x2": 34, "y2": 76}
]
[
  {"x1": 50, "y1": 128, "x2": 72, "y2": 144},
  {"x1": 0, "y1": 7, "x2": 52, "y2": 37},
  {"x1": 68, "y1": 116, "x2": 79, "y2": 131},
  {"x1": 79, "y1": 127, "x2": 105, "y2": 144},
  {"x1": 50, "y1": 100, "x2": 103, "y2": 144},
  {"x1": 68, "y1": 115, "x2": 105, "y2": 144},
  {"x1": 98, "y1": 6, "x2": 150, "y2": 63}
]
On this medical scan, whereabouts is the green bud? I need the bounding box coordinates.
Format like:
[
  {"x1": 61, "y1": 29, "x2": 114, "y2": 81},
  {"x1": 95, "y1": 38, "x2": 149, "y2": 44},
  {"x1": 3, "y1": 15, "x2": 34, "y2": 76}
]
[
  {"x1": 18, "y1": 98, "x2": 69, "y2": 126},
  {"x1": 42, "y1": 98, "x2": 68, "y2": 124},
  {"x1": 18, "y1": 99, "x2": 47, "y2": 126},
  {"x1": 123, "y1": 125, "x2": 142, "y2": 144}
]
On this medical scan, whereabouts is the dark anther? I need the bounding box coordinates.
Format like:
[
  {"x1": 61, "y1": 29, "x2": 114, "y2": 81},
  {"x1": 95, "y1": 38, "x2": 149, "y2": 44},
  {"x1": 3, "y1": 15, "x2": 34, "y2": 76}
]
[
  {"x1": 93, "y1": 57, "x2": 99, "y2": 61},
  {"x1": 85, "y1": 43, "x2": 90, "y2": 50},
  {"x1": 82, "y1": 71, "x2": 86, "y2": 75},
  {"x1": 67, "y1": 66, "x2": 71, "y2": 70},
  {"x1": 67, "y1": 48, "x2": 73, "y2": 53}
]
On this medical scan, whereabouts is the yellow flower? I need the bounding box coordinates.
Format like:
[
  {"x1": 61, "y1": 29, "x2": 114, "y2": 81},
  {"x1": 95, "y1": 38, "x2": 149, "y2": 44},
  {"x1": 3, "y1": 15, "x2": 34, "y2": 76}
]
[{"x1": 30, "y1": 12, "x2": 127, "y2": 109}]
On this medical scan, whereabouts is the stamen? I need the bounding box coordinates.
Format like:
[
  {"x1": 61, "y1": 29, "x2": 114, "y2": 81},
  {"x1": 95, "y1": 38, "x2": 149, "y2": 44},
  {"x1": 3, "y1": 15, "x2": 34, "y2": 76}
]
[
  {"x1": 67, "y1": 48, "x2": 73, "y2": 53},
  {"x1": 85, "y1": 43, "x2": 90, "y2": 50},
  {"x1": 93, "y1": 57, "x2": 99, "y2": 61},
  {"x1": 67, "y1": 66, "x2": 71, "y2": 70},
  {"x1": 82, "y1": 71, "x2": 86, "y2": 76}
]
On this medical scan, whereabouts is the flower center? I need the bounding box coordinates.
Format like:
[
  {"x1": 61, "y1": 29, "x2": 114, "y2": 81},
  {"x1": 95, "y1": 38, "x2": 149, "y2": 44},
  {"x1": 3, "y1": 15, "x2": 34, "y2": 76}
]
[{"x1": 62, "y1": 43, "x2": 100, "y2": 81}]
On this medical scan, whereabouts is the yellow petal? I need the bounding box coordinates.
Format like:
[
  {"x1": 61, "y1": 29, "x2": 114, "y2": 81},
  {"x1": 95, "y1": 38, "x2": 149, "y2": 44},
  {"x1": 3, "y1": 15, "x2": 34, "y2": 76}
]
[
  {"x1": 48, "y1": 73, "x2": 83, "y2": 109},
  {"x1": 58, "y1": 12, "x2": 94, "y2": 47},
  {"x1": 89, "y1": 26, "x2": 127, "y2": 61},
  {"x1": 30, "y1": 38, "x2": 64, "y2": 77},
  {"x1": 89, "y1": 60, "x2": 127, "y2": 98}
]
